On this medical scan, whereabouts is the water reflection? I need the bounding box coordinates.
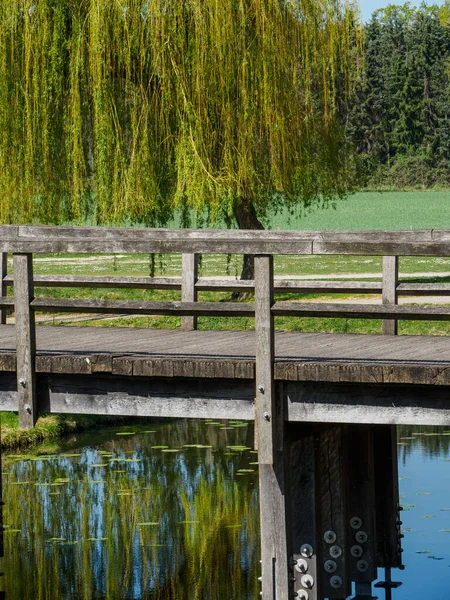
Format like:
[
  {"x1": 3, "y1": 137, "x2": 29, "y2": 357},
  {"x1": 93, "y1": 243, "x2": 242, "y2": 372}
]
[
  {"x1": 1, "y1": 420, "x2": 259, "y2": 600},
  {"x1": 1, "y1": 421, "x2": 449, "y2": 599},
  {"x1": 0, "y1": 419, "x2": 4, "y2": 600}
]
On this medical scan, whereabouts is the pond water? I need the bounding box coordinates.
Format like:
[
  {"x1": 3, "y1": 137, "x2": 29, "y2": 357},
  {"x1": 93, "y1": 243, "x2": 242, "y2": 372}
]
[{"x1": 1, "y1": 421, "x2": 449, "y2": 599}]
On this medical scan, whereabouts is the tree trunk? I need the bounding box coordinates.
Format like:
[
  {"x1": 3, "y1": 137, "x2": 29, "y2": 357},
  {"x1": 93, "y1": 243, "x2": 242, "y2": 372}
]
[{"x1": 234, "y1": 201, "x2": 264, "y2": 281}]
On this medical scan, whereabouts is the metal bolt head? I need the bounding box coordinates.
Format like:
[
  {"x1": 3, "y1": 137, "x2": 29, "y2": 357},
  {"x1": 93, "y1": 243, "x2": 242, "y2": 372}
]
[
  {"x1": 330, "y1": 575, "x2": 342, "y2": 589},
  {"x1": 294, "y1": 558, "x2": 308, "y2": 574},
  {"x1": 296, "y1": 591, "x2": 308, "y2": 600},
  {"x1": 263, "y1": 412, "x2": 270, "y2": 421},
  {"x1": 24, "y1": 404, "x2": 32, "y2": 414},
  {"x1": 355, "y1": 531, "x2": 368, "y2": 544},
  {"x1": 300, "y1": 575, "x2": 314, "y2": 589},
  {"x1": 323, "y1": 530, "x2": 337, "y2": 544},
  {"x1": 350, "y1": 516, "x2": 362, "y2": 530},
  {"x1": 324, "y1": 560, "x2": 337, "y2": 574},
  {"x1": 300, "y1": 544, "x2": 313, "y2": 558},
  {"x1": 19, "y1": 379, "x2": 26, "y2": 388},
  {"x1": 329, "y1": 545, "x2": 342, "y2": 559},
  {"x1": 351, "y1": 545, "x2": 363, "y2": 558},
  {"x1": 258, "y1": 385, "x2": 265, "y2": 394},
  {"x1": 357, "y1": 560, "x2": 369, "y2": 573}
]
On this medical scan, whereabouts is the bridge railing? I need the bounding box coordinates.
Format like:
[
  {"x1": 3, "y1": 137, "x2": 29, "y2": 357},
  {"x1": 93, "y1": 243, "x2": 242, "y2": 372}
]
[{"x1": 1, "y1": 225, "x2": 450, "y2": 430}]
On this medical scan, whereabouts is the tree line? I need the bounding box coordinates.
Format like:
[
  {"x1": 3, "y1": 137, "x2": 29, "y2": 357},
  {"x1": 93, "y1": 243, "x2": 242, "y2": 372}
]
[{"x1": 348, "y1": 3, "x2": 450, "y2": 189}]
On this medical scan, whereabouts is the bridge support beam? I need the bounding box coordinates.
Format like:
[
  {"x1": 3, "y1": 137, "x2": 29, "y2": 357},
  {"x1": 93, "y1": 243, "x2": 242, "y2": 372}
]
[{"x1": 255, "y1": 255, "x2": 290, "y2": 599}]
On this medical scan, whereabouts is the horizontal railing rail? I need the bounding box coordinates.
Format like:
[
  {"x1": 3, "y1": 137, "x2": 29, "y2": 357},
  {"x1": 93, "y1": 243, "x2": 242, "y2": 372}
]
[
  {"x1": 1, "y1": 226, "x2": 450, "y2": 429},
  {"x1": 1, "y1": 224, "x2": 450, "y2": 254},
  {"x1": 4, "y1": 273, "x2": 450, "y2": 295}
]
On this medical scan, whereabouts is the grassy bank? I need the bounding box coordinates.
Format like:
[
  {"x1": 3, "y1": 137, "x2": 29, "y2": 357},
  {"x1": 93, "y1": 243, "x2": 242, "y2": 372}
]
[{"x1": 0, "y1": 412, "x2": 132, "y2": 450}]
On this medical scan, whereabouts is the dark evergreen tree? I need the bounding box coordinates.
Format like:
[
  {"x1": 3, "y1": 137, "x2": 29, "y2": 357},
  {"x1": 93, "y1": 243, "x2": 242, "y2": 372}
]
[{"x1": 348, "y1": 4, "x2": 450, "y2": 187}]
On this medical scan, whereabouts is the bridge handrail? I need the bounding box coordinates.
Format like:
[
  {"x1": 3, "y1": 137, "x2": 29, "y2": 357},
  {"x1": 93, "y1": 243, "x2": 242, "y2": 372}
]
[
  {"x1": 2, "y1": 226, "x2": 450, "y2": 430},
  {"x1": 3, "y1": 273, "x2": 450, "y2": 295},
  {"x1": 1, "y1": 224, "x2": 450, "y2": 254}
]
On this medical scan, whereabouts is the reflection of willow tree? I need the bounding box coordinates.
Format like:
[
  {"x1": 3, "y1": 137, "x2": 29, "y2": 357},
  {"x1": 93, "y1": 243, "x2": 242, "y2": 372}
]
[
  {"x1": 3, "y1": 420, "x2": 259, "y2": 599},
  {"x1": 397, "y1": 426, "x2": 450, "y2": 464}
]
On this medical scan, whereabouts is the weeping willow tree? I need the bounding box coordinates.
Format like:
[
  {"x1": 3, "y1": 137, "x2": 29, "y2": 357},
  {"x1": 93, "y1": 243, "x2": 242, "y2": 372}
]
[{"x1": 0, "y1": 0, "x2": 362, "y2": 235}]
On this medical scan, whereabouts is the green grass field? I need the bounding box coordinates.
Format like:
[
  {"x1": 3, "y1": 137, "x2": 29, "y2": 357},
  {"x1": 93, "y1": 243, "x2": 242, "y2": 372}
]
[
  {"x1": 168, "y1": 189, "x2": 450, "y2": 231},
  {"x1": 263, "y1": 189, "x2": 450, "y2": 231}
]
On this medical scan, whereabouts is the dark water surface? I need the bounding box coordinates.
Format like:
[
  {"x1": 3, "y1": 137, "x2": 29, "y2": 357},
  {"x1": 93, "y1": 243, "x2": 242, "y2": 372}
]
[{"x1": 1, "y1": 421, "x2": 450, "y2": 599}]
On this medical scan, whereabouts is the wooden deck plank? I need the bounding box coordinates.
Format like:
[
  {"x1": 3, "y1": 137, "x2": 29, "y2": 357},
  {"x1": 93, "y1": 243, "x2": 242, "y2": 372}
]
[
  {"x1": 0, "y1": 324, "x2": 449, "y2": 363},
  {"x1": 0, "y1": 325, "x2": 450, "y2": 385}
]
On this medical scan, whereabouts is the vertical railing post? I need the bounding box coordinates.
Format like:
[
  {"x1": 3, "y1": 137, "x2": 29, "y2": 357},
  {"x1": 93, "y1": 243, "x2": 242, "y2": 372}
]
[
  {"x1": 0, "y1": 253, "x2": 7, "y2": 325},
  {"x1": 255, "y1": 255, "x2": 290, "y2": 600},
  {"x1": 382, "y1": 256, "x2": 398, "y2": 335},
  {"x1": 181, "y1": 253, "x2": 198, "y2": 331},
  {"x1": 13, "y1": 253, "x2": 37, "y2": 429}
]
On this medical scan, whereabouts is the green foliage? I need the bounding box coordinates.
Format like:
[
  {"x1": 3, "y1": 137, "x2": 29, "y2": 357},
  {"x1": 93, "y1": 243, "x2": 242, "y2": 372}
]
[
  {"x1": 0, "y1": 0, "x2": 362, "y2": 226},
  {"x1": 348, "y1": 3, "x2": 450, "y2": 188}
]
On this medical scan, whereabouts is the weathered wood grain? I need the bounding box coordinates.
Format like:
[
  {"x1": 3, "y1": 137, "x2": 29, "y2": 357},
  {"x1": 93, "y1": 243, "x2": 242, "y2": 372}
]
[
  {"x1": 382, "y1": 256, "x2": 398, "y2": 335},
  {"x1": 39, "y1": 374, "x2": 254, "y2": 420},
  {"x1": 0, "y1": 373, "x2": 18, "y2": 410},
  {"x1": 254, "y1": 257, "x2": 290, "y2": 599},
  {"x1": 254, "y1": 255, "x2": 275, "y2": 463},
  {"x1": 0, "y1": 297, "x2": 14, "y2": 309},
  {"x1": 5, "y1": 274, "x2": 182, "y2": 290},
  {"x1": 0, "y1": 354, "x2": 16, "y2": 372},
  {"x1": 397, "y1": 282, "x2": 450, "y2": 295},
  {"x1": 273, "y1": 301, "x2": 450, "y2": 320},
  {"x1": 3, "y1": 326, "x2": 450, "y2": 386},
  {"x1": 181, "y1": 253, "x2": 198, "y2": 331},
  {"x1": 7, "y1": 273, "x2": 450, "y2": 297},
  {"x1": 13, "y1": 254, "x2": 37, "y2": 429},
  {"x1": 31, "y1": 297, "x2": 255, "y2": 317},
  {"x1": 313, "y1": 241, "x2": 450, "y2": 256},
  {"x1": 286, "y1": 382, "x2": 450, "y2": 426},
  {"x1": 0, "y1": 253, "x2": 7, "y2": 325},
  {"x1": 0, "y1": 224, "x2": 449, "y2": 255}
]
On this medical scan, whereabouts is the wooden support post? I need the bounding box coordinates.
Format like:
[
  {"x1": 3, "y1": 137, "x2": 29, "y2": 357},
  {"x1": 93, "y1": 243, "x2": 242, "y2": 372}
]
[
  {"x1": 382, "y1": 256, "x2": 398, "y2": 335},
  {"x1": 181, "y1": 253, "x2": 198, "y2": 331},
  {"x1": 255, "y1": 255, "x2": 290, "y2": 600},
  {"x1": 13, "y1": 254, "x2": 37, "y2": 429},
  {"x1": 0, "y1": 253, "x2": 7, "y2": 325},
  {"x1": 255, "y1": 255, "x2": 275, "y2": 463}
]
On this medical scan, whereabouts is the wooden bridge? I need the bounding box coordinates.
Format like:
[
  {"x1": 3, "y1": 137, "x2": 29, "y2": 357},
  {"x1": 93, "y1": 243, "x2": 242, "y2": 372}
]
[{"x1": 1, "y1": 225, "x2": 450, "y2": 599}]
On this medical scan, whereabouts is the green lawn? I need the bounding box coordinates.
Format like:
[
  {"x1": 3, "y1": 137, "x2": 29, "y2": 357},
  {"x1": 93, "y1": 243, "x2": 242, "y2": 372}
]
[{"x1": 265, "y1": 190, "x2": 450, "y2": 231}]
